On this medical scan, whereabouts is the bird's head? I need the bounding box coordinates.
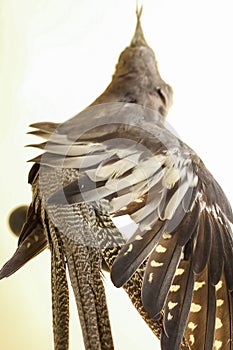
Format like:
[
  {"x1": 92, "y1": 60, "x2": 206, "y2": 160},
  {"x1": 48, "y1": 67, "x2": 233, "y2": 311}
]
[{"x1": 93, "y1": 7, "x2": 173, "y2": 117}]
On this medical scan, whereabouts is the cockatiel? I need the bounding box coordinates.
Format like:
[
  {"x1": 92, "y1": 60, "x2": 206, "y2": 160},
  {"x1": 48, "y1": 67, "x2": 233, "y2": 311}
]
[{"x1": 1, "y1": 7, "x2": 233, "y2": 350}]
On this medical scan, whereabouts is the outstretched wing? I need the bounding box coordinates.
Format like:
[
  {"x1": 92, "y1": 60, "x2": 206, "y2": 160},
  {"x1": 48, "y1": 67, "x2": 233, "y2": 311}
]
[{"x1": 28, "y1": 102, "x2": 233, "y2": 350}]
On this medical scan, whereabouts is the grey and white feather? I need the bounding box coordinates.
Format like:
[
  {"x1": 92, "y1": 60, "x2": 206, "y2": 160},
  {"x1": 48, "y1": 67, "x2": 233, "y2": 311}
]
[{"x1": 1, "y1": 7, "x2": 232, "y2": 350}]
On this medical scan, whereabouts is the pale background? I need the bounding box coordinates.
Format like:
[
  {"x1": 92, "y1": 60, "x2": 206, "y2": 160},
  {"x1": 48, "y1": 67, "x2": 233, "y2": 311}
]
[{"x1": 0, "y1": 1, "x2": 233, "y2": 349}]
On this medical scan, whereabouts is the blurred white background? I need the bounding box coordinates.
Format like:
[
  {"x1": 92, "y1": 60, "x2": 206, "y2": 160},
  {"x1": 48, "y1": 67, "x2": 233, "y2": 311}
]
[{"x1": 0, "y1": 0, "x2": 232, "y2": 349}]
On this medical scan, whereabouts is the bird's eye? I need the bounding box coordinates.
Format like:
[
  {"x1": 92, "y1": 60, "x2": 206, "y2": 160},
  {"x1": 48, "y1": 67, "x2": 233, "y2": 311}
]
[{"x1": 156, "y1": 86, "x2": 167, "y2": 105}]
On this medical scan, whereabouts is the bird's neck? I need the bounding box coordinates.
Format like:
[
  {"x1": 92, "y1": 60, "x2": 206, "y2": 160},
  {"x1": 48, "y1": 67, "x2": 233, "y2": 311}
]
[{"x1": 92, "y1": 45, "x2": 173, "y2": 116}]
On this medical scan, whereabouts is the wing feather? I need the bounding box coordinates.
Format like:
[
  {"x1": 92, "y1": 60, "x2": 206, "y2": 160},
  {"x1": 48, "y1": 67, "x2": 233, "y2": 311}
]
[
  {"x1": 24, "y1": 103, "x2": 233, "y2": 350},
  {"x1": 142, "y1": 233, "x2": 182, "y2": 318},
  {"x1": 214, "y1": 273, "x2": 233, "y2": 349},
  {"x1": 161, "y1": 256, "x2": 194, "y2": 350},
  {"x1": 208, "y1": 213, "x2": 224, "y2": 286},
  {"x1": 193, "y1": 211, "x2": 212, "y2": 274},
  {"x1": 110, "y1": 220, "x2": 164, "y2": 288},
  {"x1": 0, "y1": 204, "x2": 47, "y2": 279},
  {"x1": 184, "y1": 267, "x2": 216, "y2": 350}
]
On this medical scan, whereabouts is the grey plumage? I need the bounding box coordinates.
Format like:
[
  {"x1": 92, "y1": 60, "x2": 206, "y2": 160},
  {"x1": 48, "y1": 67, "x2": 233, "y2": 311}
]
[{"x1": 1, "y1": 7, "x2": 233, "y2": 350}]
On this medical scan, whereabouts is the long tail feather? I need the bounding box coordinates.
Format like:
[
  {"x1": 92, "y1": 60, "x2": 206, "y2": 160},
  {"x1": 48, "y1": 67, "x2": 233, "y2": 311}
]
[
  {"x1": 45, "y1": 217, "x2": 70, "y2": 350},
  {"x1": 65, "y1": 244, "x2": 114, "y2": 350},
  {"x1": 46, "y1": 200, "x2": 115, "y2": 350}
]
